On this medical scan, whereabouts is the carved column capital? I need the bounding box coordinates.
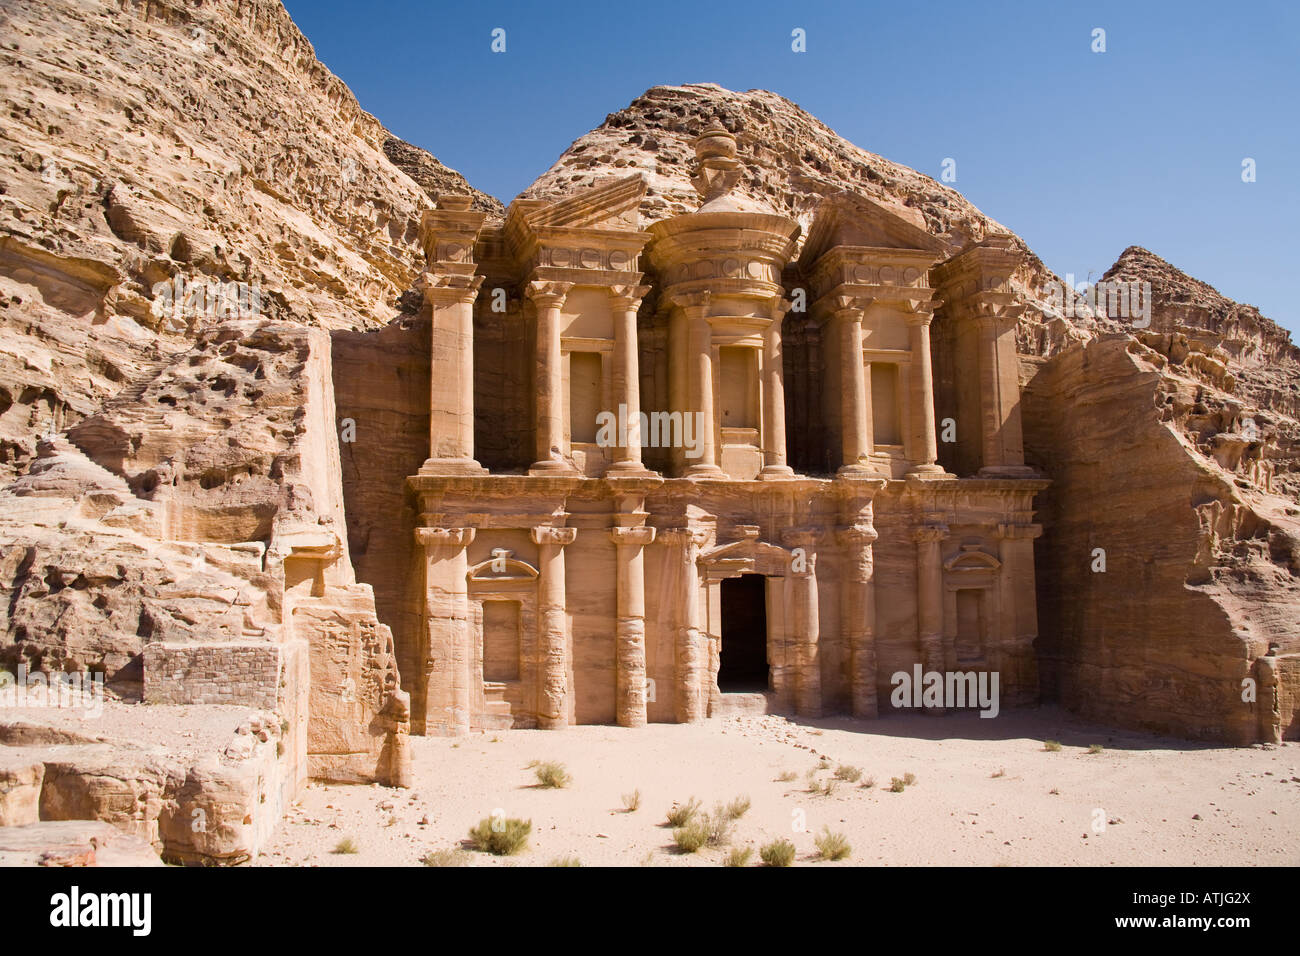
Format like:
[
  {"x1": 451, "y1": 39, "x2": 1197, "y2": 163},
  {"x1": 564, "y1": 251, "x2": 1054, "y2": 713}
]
[
  {"x1": 836, "y1": 523, "x2": 879, "y2": 546},
  {"x1": 903, "y1": 303, "x2": 939, "y2": 327},
  {"x1": 608, "y1": 284, "x2": 651, "y2": 313},
  {"x1": 610, "y1": 526, "x2": 657, "y2": 547},
  {"x1": 530, "y1": 525, "x2": 577, "y2": 547},
  {"x1": 526, "y1": 280, "x2": 573, "y2": 310},
  {"x1": 415, "y1": 527, "x2": 476, "y2": 549},
  {"x1": 831, "y1": 295, "x2": 873, "y2": 320},
  {"x1": 913, "y1": 524, "x2": 949, "y2": 544},
  {"x1": 665, "y1": 289, "x2": 711, "y2": 317},
  {"x1": 661, "y1": 527, "x2": 710, "y2": 549},
  {"x1": 772, "y1": 296, "x2": 794, "y2": 320},
  {"x1": 416, "y1": 272, "x2": 484, "y2": 307}
]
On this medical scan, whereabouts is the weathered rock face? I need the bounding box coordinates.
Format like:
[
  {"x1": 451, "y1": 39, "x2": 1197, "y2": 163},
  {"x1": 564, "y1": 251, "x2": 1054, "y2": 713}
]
[
  {"x1": 0, "y1": 0, "x2": 491, "y2": 481},
  {"x1": 1024, "y1": 335, "x2": 1300, "y2": 743}
]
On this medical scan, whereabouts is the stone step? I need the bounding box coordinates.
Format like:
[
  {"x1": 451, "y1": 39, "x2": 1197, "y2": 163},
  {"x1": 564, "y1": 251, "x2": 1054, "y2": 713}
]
[{"x1": 710, "y1": 691, "x2": 776, "y2": 718}]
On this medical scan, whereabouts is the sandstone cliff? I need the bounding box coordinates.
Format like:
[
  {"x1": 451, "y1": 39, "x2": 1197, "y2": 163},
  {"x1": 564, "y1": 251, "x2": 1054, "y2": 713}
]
[{"x1": 0, "y1": 0, "x2": 492, "y2": 481}]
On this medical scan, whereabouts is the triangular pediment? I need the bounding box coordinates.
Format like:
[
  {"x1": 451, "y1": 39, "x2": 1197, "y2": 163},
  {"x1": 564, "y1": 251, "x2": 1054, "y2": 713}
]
[
  {"x1": 521, "y1": 174, "x2": 646, "y2": 232},
  {"x1": 800, "y1": 191, "x2": 946, "y2": 268}
]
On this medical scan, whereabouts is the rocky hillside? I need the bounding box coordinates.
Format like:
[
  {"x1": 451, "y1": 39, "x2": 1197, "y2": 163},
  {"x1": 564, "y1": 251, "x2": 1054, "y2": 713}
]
[{"x1": 0, "y1": 0, "x2": 492, "y2": 481}]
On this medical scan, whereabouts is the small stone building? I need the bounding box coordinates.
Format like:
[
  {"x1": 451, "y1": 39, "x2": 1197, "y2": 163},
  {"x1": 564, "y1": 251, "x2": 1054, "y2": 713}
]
[{"x1": 406, "y1": 125, "x2": 1046, "y2": 735}]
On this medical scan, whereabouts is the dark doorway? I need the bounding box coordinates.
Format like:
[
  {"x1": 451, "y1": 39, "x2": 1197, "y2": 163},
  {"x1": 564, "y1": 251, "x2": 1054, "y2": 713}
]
[{"x1": 719, "y1": 574, "x2": 769, "y2": 691}]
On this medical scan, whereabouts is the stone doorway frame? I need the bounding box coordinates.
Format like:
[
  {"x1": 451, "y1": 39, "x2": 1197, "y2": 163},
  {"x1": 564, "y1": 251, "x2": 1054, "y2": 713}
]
[{"x1": 698, "y1": 525, "x2": 818, "y2": 715}]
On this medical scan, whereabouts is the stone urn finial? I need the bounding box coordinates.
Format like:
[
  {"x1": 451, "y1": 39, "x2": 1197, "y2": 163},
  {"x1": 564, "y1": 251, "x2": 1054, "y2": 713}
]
[{"x1": 691, "y1": 121, "x2": 742, "y2": 205}]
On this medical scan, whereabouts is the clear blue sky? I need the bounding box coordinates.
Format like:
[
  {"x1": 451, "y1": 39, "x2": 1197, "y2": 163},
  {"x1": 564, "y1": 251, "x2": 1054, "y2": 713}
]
[{"x1": 284, "y1": 0, "x2": 1299, "y2": 335}]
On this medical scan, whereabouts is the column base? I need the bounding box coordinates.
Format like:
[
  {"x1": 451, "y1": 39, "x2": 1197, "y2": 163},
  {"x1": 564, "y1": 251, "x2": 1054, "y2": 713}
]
[
  {"x1": 757, "y1": 464, "x2": 796, "y2": 480},
  {"x1": 419, "y1": 457, "x2": 487, "y2": 476},
  {"x1": 606, "y1": 459, "x2": 656, "y2": 477},
  {"x1": 977, "y1": 464, "x2": 1040, "y2": 479},
  {"x1": 684, "y1": 462, "x2": 727, "y2": 479},
  {"x1": 529, "y1": 458, "x2": 579, "y2": 476},
  {"x1": 906, "y1": 462, "x2": 951, "y2": 478}
]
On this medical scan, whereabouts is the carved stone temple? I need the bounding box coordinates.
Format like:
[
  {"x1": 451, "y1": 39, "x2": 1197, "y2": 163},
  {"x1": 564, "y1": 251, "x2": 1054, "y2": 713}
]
[{"x1": 406, "y1": 124, "x2": 1047, "y2": 735}]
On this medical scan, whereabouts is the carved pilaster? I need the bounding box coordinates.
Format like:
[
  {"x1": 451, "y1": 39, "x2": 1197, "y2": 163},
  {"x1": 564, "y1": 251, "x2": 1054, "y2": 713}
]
[
  {"x1": 530, "y1": 525, "x2": 577, "y2": 728},
  {"x1": 661, "y1": 527, "x2": 710, "y2": 722},
  {"x1": 415, "y1": 526, "x2": 476, "y2": 736},
  {"x1": 610, "y1": 525, "x2": 656, "y2": 726},
  {"x1": 837, "y1": 522, "x2": 880, "y2": 718}
]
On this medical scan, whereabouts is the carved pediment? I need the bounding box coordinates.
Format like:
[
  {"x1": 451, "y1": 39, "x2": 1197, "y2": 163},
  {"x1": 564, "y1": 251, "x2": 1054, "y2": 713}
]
[
  {"x1": 800, "y1": 191, "x2": 947, "y2": 270},
  {"x1": 944, "y1": 544, "x2": 1001, "y2": 572},
  {"x1": 700, "y1": 528, "x2": 794, "y2": 577},
  {"x1": 468, "y1": 549, "x2": 539, "y2": 583},
  {"x1": 522, "y1": 174, "x2": 646, "y2": 231}
]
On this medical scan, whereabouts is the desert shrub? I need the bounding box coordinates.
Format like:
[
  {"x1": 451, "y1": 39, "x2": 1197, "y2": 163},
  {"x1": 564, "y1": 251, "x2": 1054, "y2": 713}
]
[
  {"x1": 1088, "y1": 743, "x2": 1104, "y2": 754},
  {"x1": 467, "y1": 817, "x2": 531, "y2": 856},
  {"x1": 1043, "y1": 740, "x2": 1062, "y2": 752},
  {"x1": 725, "y1": 846, "x2": 754, "y2": 867},
  {"x1": 815, "y1": 827, "x2": 851, "y2": 861},
  {"x1": 775, "y1": 770, "x2": 797, "y2": 782},
  {"x1": 533, "y1": 761, "x2": 572, "y2": 788},
  {"x1": 760, "y1": 839, "x2": 796, "y2": 867},
  {"x1": 903, "y1": 772, "x2": 917, "y2": 786},
  {"x1": 332, "y1": 837, "x2": 358, "y2": 855},
  {"x1": 674, "y1": 808, "x2": 733, "y2": 853},
  {"x1": 549, "y1": 856, "x2": 582, "y2": 867},
  {"x1": 889, "y1": 777, "x2": 907, "y2": 793},
  {"x1": 622, "y1": 789, "x2": 641, "y2": 812},
  {"x1": 665, "y1": 797, "x2": 701, "y2": 827},
  {"x1": 723, "y1": 795, "x2": 751, "y2": 820},
  {"x1": 834, "y1": 764, "x2": 862, "y2": 782}
]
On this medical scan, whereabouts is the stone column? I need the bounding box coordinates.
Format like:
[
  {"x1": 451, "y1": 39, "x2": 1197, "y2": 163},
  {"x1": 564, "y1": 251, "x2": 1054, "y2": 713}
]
[
  {"x1": 416, "y1": 274, "x2": 487, "y2": 474},
  {"x1": 608, "y1": 285, "x2": 651, "y2": 475},
  {"x1": 527, "y1": 281, "x2": 574, "y2": 474},
  {"x1": 837, "y1": 522, "x2": 879, "y2": 718},
  {"x1": 663, "y1": 528, "x2": 708, "y2": 722},
  {"x1": 906, "y1": 307, "x2": 945, "y2": 476},
  {"x1": 783, "y1": 529, "x2": 823, "y2": 717},
  {"x1": 835, "y1": 299, "x2": 873, "y2": 473},
  {"x1": 759, "y1": 298, "x2": 795, "y2": 478},
  {"x1": 995, "y1": 521, "x2": 1042, "y2": 706},
  {"x1": 976, "y1": 303, "x2": 1033, "y2": 476},
  {"x1": 914, "y1": 524, "x2": 948, "y2": 713},
  {"x1": 531, "y1": 525, "x2": 577, "y2": 728},
  {"x1": 610, "y1": 525, "x2": 656, "y2": 726},
  {"x1": 415, "y1": 527, "x2": 475, "y2": 736},
  {"x1": 684, "y1": 302, "x2": 723, "y2": 477}
]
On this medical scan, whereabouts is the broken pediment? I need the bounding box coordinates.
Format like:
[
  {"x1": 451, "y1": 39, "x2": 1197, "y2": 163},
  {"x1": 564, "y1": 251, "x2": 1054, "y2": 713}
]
[{"x1": 800, "y1": 191, "x2": 948, "y2": 269}]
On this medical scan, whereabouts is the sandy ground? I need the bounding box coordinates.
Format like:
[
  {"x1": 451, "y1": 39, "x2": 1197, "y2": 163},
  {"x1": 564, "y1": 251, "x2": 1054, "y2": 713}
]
[{"x1": 258, "y1": 707, "x2": 1299, "y2": 867}]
